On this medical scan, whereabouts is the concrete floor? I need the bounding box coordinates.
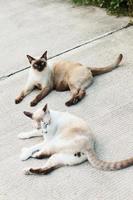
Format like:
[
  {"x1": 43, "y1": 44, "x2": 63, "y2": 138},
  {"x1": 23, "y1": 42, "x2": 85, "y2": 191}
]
[
  {"x1": 0, "y1": 1, "x2": 133, "y2": 200},
  {"x1": 0, "y1": 0, "x2": 128, "y2": 76}
]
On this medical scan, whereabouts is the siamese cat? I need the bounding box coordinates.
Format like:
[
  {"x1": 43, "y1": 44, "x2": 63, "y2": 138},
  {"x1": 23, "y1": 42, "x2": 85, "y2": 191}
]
[
  {"x1": 18, "y1": 104, "x2": 133, "y2": 175},
  {"x1": 15, "y1": 51, "x2": 123, "y2": 106}
]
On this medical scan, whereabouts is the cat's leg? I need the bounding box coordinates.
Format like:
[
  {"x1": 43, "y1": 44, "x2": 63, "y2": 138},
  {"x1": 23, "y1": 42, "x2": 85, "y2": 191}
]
[
  {"x1": 72, "y1": 78, "x2": 93, "y2": 105},
  {"x1": 32, "y1": 149, "x2": 51, "y2": 159},
  {"x1": 65, "y1": 77, "x2": 93, "y2": 106},
  {"x1": 15, "y1": 81, "x2": 34, "y2": 104},
  {"x1": 66, "y1": 89, "x2": 86, "y2": 106},
  {"x1": 31, "y1": 142, "x2": 53, "y2": 159},
  {"x1": 30, "y1": 86, "x2": 51, "y2": 107},
  {"x1": 65, "y1": 84, "x2": 79, "y2": 106},
  {"x1": 18, "y1": 129, "x2": 42, "y2": 139},
  {"x1": 24, "y1": 152, "x2": 87, "y2": 175},
  {"x1": 20, "y1": 142, "x2": 44, "y2": 161},
  {"x1": 65, "y1": 82, "x2": 86, "y2": 106}
]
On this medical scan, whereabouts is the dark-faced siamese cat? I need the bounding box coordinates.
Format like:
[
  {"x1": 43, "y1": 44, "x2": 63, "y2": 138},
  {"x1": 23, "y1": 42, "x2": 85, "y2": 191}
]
[{"x1": 15, "y1": 51, "x2": 123, "y2": 106}]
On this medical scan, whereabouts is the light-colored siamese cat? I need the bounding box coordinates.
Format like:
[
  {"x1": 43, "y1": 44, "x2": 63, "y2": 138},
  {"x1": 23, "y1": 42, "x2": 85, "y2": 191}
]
[
  {"x1": 18, "y1": 104, "x2": 133, "y2": 175},
  {"x1": 15, "y1": 51, "x2": 123, "y2": 106}
]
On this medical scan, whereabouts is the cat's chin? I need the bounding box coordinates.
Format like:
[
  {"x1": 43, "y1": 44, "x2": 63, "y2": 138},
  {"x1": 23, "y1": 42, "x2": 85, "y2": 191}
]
[{"x1": 32, "y1": 66, "x2": 45, "y2": 72}]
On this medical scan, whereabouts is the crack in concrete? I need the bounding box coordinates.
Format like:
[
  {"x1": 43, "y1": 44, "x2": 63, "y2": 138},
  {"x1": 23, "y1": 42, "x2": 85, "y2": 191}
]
[{"x1": 0, "y1": 22, "x2": 132, "y2": 82}]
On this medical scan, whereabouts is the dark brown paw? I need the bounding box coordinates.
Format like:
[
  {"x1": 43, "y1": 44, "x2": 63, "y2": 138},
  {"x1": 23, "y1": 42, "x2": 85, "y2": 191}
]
[
  {"x1": 65, "y1": 98, "x2": 79, "y2": 106},
  {"x1": 65, "y1": 100, "x2": 73, "y2": 106},
  {"x1": 35, "y1": 155, "x2": 44, "y2": 159},
  {"x1": 72, "y1": 97, "x2": 79, "y2": 104},
  {"x1": 30, "y1": 101, "x2": 37, "y2": 107},
  {"x1": 15, "y1": 98, "x2": 22, "y2": 104}
]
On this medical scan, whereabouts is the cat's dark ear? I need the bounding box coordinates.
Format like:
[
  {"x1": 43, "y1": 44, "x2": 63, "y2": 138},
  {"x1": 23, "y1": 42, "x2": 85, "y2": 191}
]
[
  {"x1": 43, "y1": 103, "x2": 48, "y2": 112},
  {"x1": 26, "y1": 55, "x2": 35, "y2": 64},
  {"x1": 41, "y1": 51, "x2": 47, "y2": 60},
  {"x1": 23, "y1": 111, "x2": 33, "y2": 119}
]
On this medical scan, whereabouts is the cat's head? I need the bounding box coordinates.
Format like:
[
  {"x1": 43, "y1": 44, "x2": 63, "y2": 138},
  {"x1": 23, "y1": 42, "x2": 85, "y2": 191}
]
[
  {"x1": 26, "y1": 51, "x2": 48, "y2": 72},
  {"x1": 23, "y1": 104, "x2": 51, "y2": 129}
]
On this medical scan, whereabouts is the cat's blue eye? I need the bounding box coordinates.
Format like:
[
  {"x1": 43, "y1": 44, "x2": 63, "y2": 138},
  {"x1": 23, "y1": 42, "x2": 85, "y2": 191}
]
[{"x1": 34, "y1": 64, "x2": 37, "y2": 67}]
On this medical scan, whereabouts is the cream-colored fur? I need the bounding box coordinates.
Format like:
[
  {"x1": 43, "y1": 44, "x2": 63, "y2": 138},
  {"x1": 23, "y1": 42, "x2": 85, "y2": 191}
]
[
  {"x1": 19, "y1": 104, "x2": 133, "y2": 175},
  {"x1": 15, "y1": 52, "x2": 123, "y2": 106}
]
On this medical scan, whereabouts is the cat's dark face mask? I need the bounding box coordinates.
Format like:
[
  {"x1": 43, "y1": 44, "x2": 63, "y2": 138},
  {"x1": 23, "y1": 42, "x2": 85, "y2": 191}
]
[
  {"x1": 27, "y1": 50, "x2": 48, "y2": 72},
  {"x1": 33, "y1": 59, "x2": 47, "y2": 72}
]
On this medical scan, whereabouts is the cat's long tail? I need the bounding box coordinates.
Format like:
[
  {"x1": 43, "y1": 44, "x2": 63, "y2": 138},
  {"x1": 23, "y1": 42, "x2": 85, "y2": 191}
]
[
  {"x1": 90, "y1": 54, "x2": 123, "y2": 76},
  {"x1": 86, "y1": 148, "x2": 133, "y2": 171}
]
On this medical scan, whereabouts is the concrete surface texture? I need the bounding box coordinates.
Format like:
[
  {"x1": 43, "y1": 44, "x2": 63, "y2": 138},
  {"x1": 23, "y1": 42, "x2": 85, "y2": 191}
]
[
  {"x1": 0, "y1": 0, "x2": 129, "y2": 77},
  {"x1": 0, "y1": 0, "x2": 133, "y2": 200}
]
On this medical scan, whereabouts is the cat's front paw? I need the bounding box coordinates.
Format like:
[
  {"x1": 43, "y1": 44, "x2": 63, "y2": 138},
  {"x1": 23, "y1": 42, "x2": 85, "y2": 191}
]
[
  {"x1": 31, "y1": 151, "x2": 42, "y2": 159},
  {"x1": 65, "y1": 100, "x2": 73, "y2": 107},
  {"x1": 15, "y1": 98, "x2": 22, "y2": 104},
  {"x1": 23, "y1": 168, "x2": 33, "y2": 175},
  {"x1": 18, "y1": 132, "x2": 29, "y2": 139},
  {"x1": 20, "y1": 148, "x2": 32, "y2": 161},
  {"x1": 30, "y1": 100, "x2": 37, "y2": 107},
  {"x1": 31, "y1": 152, "x2": 39, "y2": 158}
]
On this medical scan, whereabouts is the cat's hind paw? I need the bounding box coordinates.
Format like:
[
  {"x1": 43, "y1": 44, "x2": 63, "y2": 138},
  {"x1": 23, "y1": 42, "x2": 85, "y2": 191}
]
[{"x1": 31, "y1": 151, "x2": 42, "y2": 159}]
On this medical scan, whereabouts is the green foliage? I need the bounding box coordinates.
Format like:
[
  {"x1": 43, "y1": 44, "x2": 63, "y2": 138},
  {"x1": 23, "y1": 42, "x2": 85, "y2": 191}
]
[{"x1": 72, "y1": 0, "x2": 133, "y2": 16}]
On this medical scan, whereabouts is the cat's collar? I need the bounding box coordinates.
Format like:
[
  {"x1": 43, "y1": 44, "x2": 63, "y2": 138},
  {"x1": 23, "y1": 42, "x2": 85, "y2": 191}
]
[
  {"x1": 41, "y1": 122, "x2": 49, "y2": 134},
  {"x1": 43, "y1": 122, "x2": 48, "y2": 129}
]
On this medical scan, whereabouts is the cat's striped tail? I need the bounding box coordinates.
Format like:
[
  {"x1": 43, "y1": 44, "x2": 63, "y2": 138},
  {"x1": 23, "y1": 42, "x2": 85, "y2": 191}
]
[
  {"x1": 86, "y1": 148, "x2": 133, "y2": 171},
  {"x1": 90, "y1": 54, "x2": 123, "y2": 76}
]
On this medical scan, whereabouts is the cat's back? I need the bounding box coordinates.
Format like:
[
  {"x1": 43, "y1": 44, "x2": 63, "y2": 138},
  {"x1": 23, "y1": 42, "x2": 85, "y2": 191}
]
[
  {"x1": 53, "y1": 60, "x2": 85, "y2": 75},
  {"x1": 52, "y1": 60, "x2": 90, "y2": 91},
  {"x1": 59, "y1": 112, "x2": 91, "y2": 134}
]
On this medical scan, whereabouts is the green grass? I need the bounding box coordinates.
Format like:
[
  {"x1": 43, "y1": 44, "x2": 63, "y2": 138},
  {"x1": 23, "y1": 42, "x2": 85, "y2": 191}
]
[{"x1": 72, "y1": 0, "x2": 133, "y2": 17}]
